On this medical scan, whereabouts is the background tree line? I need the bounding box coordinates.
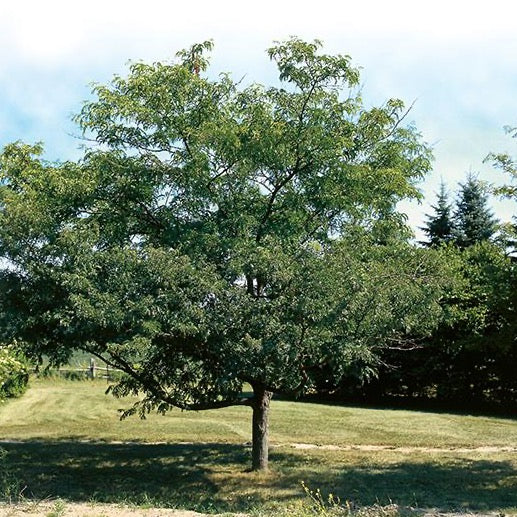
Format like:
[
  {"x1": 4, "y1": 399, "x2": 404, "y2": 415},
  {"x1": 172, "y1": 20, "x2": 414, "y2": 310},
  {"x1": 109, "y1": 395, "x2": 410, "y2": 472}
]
[{"x1": 340, "y1": 146, "x2": 516, "y2": 412}]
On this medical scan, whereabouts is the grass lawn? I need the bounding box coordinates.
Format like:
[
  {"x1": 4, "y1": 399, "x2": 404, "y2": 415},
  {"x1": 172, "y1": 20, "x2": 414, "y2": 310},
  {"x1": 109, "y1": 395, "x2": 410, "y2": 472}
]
[{"x1": 0, "y1": 377, "x2": 516, "y2": 514}]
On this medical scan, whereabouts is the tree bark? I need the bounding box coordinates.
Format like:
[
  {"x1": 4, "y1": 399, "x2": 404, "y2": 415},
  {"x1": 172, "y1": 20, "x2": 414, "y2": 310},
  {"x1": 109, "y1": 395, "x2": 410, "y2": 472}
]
[{"x1": 251, "y1": 385, "x2": 273, "y2": 471}]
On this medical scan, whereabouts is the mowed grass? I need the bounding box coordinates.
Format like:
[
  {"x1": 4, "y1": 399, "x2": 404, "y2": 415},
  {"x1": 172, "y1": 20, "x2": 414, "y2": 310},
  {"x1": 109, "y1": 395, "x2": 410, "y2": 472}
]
[
  {"x1": 2, "y1": 377, "x2": 516, "y2": 447},
  {"x1": 0, "y1": 377, "x2": 516, "y2": 514}
]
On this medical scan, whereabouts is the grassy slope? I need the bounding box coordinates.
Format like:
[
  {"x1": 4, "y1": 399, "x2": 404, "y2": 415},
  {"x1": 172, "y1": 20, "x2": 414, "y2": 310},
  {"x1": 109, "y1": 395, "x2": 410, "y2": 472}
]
[
  {"x1": 0, "y1": 378, "x2": 516, "y2": 514},
  {"x1": 1, "y1": 377, "x2": 515, "y2": 447}
]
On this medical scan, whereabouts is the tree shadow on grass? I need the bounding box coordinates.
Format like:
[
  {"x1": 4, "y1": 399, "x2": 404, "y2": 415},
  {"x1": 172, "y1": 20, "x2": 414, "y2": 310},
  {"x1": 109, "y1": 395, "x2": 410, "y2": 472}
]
[
  {"x1": 0, "y1": 441, "x2": 245, "y2": 511},
  {"x1": 272, "y1": 451, "x2": 517, "y2": 512},
  {"x1": 1, "y1": 441, "x2": 516, "y2": 513}
]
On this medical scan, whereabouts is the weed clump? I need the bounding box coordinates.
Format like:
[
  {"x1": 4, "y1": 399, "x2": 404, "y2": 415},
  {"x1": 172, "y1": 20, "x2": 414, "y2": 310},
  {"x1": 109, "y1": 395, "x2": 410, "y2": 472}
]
[
  {"x1": 0, "y1": 447, "x2": 26, "y2": 503},
  {"x1": 268, "y1": 482, "x2": 414, "y2": 517}
]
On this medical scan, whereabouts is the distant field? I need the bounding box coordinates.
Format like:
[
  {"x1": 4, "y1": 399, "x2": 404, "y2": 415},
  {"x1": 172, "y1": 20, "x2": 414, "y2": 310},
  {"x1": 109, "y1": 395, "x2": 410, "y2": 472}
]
[{"x1": 0, "y1": 377, "x2": 516, "y2": 515}]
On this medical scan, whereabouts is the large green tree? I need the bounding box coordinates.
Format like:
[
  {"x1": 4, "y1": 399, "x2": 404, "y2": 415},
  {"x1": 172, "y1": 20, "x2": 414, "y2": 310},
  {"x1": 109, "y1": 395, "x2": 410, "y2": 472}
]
[{"x1": 0, "y1": 39, "x2": 448, "y2": 470}]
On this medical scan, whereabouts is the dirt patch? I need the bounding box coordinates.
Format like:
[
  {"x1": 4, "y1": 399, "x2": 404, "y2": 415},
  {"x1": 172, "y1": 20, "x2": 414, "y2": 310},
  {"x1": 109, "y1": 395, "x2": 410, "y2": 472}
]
[
  {"x1": 0, "y1": 502, "x2": 506, "y2": 517},
  {"x1": 2, "y1": 439, "x2": 516, "y2": 455},
  {"x1": 0, "y1": 501, "x2": 246, "y2": 517},
  {"x1": 289, "y1": 443, "x2": 517, "y2": 453}
]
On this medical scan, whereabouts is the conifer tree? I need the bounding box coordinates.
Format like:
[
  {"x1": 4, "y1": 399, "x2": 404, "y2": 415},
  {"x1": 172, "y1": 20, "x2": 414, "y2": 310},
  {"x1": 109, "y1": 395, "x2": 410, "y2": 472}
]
[
  {"x1": 421, "y1": 180, "x2": 455, "y2": 246},
  {"x1": 454, "y1": 173, "x2": 497, "y2": 248}
]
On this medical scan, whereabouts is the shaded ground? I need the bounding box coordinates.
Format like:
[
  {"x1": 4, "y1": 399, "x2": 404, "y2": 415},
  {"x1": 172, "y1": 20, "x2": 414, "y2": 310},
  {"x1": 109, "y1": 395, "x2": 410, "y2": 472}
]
[{"x1": 0, "y1": 440, "x2": 516, "y2": 514}]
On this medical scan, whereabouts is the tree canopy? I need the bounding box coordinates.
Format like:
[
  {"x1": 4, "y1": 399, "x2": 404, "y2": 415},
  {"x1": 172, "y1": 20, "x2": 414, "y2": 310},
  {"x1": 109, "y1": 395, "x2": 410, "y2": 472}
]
[
  {"x1": 486, "y1": 125, "x2": 517, "y2": 200},
  {"x1": 486, "y1": 125, "x2": 517, "y2": 250},
  {"x1": 0, "y1": 38, "x2": 449, "y2": 470}
]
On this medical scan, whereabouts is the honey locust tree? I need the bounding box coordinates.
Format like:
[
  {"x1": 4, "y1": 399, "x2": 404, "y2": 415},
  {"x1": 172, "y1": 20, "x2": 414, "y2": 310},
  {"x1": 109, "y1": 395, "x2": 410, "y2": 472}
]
[
  {"x1": 0, "y1": 39, "x2": 448, "y2": 470},
  {"x1": 486, "y1": 125, "x2": 517, "y2": 249}
]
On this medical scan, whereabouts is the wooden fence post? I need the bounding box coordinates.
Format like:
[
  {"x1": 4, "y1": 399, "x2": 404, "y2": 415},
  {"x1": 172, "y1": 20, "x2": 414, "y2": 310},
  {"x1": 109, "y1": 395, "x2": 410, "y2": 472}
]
[{"x1": 89, "y1": 358, "x2": 96, "y2": 379}]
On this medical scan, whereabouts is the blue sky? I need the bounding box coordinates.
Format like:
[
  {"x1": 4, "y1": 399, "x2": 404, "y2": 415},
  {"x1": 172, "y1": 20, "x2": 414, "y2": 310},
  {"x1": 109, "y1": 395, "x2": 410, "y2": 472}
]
[{"x1": 1, "y1": 0, "x2": 515, "y2": 238}]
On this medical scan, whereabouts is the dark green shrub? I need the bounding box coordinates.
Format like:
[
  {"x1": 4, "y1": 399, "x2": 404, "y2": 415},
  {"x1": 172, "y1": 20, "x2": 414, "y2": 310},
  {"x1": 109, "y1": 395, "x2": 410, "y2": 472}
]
[
  {"x1": 0, "y1": 345, "x2": 29, "y2": 400},
  {"x1": 0, "y1": 371, "x2": 29, "y2": 399}
]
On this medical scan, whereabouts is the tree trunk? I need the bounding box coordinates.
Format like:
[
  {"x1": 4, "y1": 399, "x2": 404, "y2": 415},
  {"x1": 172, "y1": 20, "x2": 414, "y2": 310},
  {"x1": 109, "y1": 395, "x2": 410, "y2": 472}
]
[{"x1": 251, "y1": 386, "x2": 273, "y2": 471}]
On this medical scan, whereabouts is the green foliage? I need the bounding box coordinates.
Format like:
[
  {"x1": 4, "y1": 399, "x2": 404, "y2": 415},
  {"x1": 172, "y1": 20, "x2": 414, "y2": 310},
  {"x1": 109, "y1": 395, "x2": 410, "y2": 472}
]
[
  {"x1": 0, "y1": 345, "x2": 29, "y2": 400},
  {"x1": 0, "y1": 39, "x2": 447, "y2": 467},
  {"x1": 486, "y1": 125, "x2": 517, "y2": 250},
  {"x1": 362, "y1": 241, "x2": 517, "y2": 406},
  {"x1": 421, "y1": 180, "x2": 455, "y2": 246},
  {"x1": 273, "y1": 483, "x2": 407, "y2": 517},
  {"x1": 45, "y1": 499, "x2": 67, "y2": 517},
  {"x1": 421, "y1": 174, "x2": 499, "y2": 250},
  {"x1": 486, "y1": 125, "x2": 517, "y2": 199},
  {"x1": 412, "y1": 158, "x2": 514, "y2": 408},
  {"x1": 453, "y1": 173, "x2": 497, "y2": 248}
]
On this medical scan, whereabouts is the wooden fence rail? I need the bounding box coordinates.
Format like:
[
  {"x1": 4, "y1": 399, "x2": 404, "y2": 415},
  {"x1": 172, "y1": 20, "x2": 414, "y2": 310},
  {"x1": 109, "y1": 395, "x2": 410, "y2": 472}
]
[{"x1": 33, "y1": 358, "x2": 122, "y2": 381}]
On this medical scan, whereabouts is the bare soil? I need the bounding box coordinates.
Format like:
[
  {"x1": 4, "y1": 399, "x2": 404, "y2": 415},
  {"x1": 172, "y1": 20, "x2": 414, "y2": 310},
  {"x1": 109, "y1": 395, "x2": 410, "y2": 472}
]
[
  {"x1": 289, "y1": 443, "x2": 517, "y2": 453},
  {"x1": 0, "y1": 502, "x2": 508, "y2": 517},
  {"x1": 0, "y1": 501, "x2": 246, "y2": 517}
]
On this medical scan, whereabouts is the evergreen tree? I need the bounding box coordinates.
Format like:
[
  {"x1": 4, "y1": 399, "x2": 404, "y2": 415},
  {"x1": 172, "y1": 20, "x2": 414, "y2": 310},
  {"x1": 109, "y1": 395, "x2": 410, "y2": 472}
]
[
  {"x1": 454, "y1": 173, "x2": 497, "y2": 248},
  {"x1": 421, "y1": 180, "x2": 455, "y2": 246}
]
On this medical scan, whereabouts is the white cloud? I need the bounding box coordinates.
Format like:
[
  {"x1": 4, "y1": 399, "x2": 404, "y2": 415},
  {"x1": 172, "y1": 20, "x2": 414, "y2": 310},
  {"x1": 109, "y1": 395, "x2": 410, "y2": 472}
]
[
  {"x1": 1, "y1": 0, "x2": 516, "y2": 66},
  {"x1": 0, "y1": 0, "x2": 515, "y2": 230}
]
